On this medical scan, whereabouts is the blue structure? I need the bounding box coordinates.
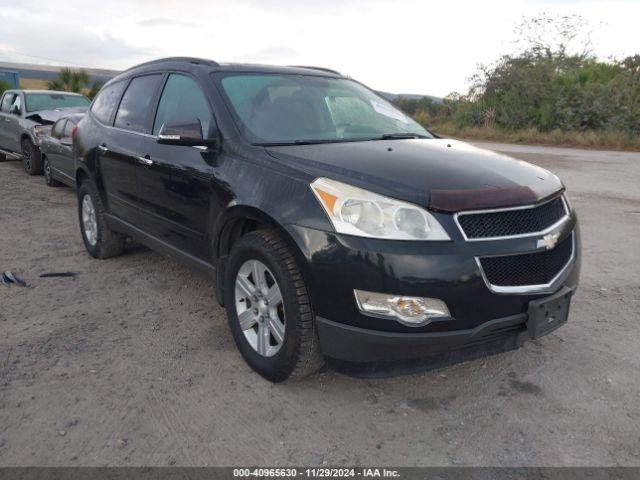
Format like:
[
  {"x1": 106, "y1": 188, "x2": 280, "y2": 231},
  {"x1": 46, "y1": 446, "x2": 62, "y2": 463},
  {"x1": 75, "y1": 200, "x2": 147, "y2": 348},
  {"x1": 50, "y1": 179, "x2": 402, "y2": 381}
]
[{"x1": 0, "y1": 70, "x2": 20, "y2": 88}]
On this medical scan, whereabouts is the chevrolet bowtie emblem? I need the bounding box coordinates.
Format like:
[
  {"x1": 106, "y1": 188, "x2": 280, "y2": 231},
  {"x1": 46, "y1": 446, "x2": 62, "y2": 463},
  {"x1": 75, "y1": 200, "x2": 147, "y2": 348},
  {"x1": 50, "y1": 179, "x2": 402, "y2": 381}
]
[{"x1": 538, "y1": 232, "x2": 560, "y2": 250}]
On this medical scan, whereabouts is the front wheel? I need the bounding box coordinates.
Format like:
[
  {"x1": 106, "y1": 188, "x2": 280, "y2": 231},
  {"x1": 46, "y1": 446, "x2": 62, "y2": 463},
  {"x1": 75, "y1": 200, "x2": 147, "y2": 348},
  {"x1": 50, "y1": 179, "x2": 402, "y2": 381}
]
[
  {"x1": 225, "y1": 230, "x2": 324, "y2": 382},
  {"x1": 77, "y1": 181, "x2": 125, "y2": 259},
  {"x1": 21, "y1": 138, "x2": 42, "y2": 175}
]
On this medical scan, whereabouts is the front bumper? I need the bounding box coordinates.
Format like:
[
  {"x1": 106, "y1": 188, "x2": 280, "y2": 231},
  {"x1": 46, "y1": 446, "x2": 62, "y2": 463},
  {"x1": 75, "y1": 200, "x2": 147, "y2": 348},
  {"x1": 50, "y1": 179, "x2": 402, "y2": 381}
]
[
  {"x1": 317, "y1": 284, "x2": 574, "y2": 361},
  {"x1": 286, "y1": 210, "x2": 580, "y2": 361},
  {"x1": 316, "y1": 313, "x2": 531, "y2": 362}
]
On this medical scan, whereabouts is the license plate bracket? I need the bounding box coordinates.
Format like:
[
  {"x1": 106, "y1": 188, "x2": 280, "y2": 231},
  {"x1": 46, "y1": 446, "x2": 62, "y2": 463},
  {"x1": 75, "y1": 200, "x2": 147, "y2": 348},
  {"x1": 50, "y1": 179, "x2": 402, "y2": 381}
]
[{"x1": 527, "y1": 286, "x2": 573, "y2": 339}]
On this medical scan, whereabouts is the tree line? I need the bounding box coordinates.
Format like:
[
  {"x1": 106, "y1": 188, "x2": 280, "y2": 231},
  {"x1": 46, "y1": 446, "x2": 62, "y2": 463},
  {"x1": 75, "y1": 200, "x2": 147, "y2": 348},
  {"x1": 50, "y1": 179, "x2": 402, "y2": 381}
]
[
  {"x1": 393, "y1": 15, "x2": 640, "y2": 145},
  {"x1": 0, "y1": 68, "x2": 103, "y2": 99}
]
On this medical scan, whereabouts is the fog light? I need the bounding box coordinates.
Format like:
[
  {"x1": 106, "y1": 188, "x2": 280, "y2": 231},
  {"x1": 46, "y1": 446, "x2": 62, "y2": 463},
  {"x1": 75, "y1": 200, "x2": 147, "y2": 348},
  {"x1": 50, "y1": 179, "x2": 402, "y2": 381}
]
[{"x1": 354, "y1": 290, "x2": 450, "y2": 326}]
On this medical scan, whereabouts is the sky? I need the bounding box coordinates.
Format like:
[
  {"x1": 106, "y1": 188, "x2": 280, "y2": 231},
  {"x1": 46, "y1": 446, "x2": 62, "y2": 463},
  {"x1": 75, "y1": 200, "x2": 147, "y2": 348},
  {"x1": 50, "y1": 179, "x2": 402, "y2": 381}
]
[{"x1": 0, "y1": 0, "x2": 639, "y2": 97}]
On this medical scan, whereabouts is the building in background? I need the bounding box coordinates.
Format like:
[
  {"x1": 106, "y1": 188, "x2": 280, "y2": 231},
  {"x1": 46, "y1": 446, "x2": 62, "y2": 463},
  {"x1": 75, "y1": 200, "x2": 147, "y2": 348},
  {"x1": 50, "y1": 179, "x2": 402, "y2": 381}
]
[
  {"x1": 0, "y1": 61, "x2": 118, "y2": 89},
  {"x1": 0, "y1": 69, "x2": 20, "y2": 88}
]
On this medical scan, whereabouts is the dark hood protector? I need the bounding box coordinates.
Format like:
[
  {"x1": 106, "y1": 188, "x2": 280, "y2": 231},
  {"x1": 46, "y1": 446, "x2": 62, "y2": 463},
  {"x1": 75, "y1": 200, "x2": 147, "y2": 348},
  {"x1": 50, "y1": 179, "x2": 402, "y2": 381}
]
[
  {"x1": 266, "y1": 139, "x2": 564, "y2": 212},
  {"x1": 429, "y1": 186, "x2": 557, "y2": 212}
]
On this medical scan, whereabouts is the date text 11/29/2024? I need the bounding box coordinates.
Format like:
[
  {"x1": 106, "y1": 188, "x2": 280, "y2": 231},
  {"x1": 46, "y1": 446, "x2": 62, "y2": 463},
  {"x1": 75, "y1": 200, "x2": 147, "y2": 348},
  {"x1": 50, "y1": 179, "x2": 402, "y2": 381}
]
[{"x1": 233, "y1": 468, "x2": 400, "y2": 478}]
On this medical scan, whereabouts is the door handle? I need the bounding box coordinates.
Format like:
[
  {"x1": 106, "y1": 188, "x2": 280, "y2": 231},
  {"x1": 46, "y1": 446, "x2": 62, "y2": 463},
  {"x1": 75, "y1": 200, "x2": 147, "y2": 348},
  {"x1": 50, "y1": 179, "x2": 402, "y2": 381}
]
[
  {"x1": 97, "y1": 144, "x2": 108, "y2": 153},
  {"x1": 137, "y1": 155, "x2": 153, "y2": 166}
]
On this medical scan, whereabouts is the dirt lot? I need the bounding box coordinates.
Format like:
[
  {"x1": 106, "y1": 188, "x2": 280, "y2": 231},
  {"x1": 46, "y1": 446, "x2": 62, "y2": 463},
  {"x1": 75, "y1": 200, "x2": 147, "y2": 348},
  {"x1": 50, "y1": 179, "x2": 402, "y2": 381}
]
[{"x1": 1, "y1": 143, "x2": 639, "y2": 467}]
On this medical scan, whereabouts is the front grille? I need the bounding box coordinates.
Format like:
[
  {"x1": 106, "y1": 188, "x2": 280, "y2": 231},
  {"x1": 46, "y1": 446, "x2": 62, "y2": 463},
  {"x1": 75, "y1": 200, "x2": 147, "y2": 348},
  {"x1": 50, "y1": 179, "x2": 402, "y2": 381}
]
[
  {"x1": 479, "y1": 234, "x2": 573, "y2": 287},
  {"x1": 457, "y1": 196, "x2": 567, "y2": 240}
]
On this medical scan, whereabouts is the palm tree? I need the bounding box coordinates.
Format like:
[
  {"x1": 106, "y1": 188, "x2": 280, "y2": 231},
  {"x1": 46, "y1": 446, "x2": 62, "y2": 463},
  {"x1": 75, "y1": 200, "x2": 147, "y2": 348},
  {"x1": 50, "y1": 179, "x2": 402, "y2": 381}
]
[
  {"x1": 0, "y1": 79, "x2": 11, "y2": 96},
  {"x1": 87, "y1": 81, "x2": 104, "y2": 100},
  {"x1": 47, "y1": 68, "x2": 90, "y2": 93}
]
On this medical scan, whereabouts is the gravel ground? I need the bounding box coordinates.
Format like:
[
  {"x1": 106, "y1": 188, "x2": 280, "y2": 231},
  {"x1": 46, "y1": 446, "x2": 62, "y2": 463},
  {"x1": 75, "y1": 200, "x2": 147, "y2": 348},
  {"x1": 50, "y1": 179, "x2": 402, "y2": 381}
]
[{"x1": 0, "y1": 142, "x2": 639, "y2": 467}]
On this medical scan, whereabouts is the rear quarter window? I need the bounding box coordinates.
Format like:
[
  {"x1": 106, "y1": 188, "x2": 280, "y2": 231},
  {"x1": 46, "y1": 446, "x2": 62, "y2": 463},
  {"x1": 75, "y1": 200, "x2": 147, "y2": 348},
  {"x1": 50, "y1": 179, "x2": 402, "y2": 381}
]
[{"x1": 90, "y1": 81, "x2": 125, "y2": 125}]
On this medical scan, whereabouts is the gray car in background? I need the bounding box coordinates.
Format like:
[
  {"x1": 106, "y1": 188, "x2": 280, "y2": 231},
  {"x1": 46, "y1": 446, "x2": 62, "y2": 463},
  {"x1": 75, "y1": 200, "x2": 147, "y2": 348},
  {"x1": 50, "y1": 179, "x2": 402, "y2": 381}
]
[
  {"x1": 40, "y1": 112, "x2": 85, "y2": 188},
  {"x1": 0, "y1": 89, "x2": 89, "y2": 175}
]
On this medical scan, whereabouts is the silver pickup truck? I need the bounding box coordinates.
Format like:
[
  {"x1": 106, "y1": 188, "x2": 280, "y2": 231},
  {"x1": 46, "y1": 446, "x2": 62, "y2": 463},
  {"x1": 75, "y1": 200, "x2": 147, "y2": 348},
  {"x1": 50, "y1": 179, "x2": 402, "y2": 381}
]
[{"x1": 0, "y1": 89, "x2": 90, "y2": 175}]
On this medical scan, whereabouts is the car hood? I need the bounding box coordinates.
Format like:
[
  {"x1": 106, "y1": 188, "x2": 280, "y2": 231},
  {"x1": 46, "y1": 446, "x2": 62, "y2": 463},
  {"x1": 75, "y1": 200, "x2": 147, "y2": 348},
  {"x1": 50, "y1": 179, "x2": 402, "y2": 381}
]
[
  {"x1": 265, "y1": 139, "x2": 563, "y2": 212},
  {"x1": 25, "y1": 106, "x2": 87, "y2": 125}
]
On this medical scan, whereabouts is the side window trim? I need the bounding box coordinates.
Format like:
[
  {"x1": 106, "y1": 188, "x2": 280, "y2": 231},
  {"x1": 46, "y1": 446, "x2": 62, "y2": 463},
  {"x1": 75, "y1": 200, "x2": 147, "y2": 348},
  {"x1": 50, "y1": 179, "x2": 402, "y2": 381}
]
[{"x1": 150, "y1": 72, "x2": 170, "y2": 136}]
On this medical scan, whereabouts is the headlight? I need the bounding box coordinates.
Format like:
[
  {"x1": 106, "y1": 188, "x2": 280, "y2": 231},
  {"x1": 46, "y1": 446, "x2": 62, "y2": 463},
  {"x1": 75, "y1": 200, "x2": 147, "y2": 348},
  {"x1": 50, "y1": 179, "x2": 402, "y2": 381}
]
[{"x1": 311, "y1": 177, "x2": 450, "y2": 241}]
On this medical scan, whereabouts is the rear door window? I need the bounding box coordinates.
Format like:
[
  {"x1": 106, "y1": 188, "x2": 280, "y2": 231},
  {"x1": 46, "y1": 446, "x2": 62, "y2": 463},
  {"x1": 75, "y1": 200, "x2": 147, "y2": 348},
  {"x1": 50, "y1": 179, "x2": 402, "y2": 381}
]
[
  {"x1": 91, "y1": 81, "x2": 125, "y2": 125},
  {"x1": 114, "y1": 74, "x2": 162, "y2": 133},
  {"x1": 152, "y1": 74, "x2": 213, "y2": 136}
]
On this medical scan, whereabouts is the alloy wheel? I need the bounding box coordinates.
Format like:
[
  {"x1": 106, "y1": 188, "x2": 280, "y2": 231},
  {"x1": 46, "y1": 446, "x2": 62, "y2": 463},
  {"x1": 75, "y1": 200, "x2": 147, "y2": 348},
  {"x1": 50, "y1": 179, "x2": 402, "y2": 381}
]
[
  {"x1": 234, "y1": 259, "x2": 285, "y2": 357},
  {"x1": 81, "y1": 194, "x2": 98, "y2": 246},
  {"x1": 44, "y1": 158, "x2": 51, "y2": 183},
  {"x1": 22, "y1": 145, "x2": 32, "y2": 171}
]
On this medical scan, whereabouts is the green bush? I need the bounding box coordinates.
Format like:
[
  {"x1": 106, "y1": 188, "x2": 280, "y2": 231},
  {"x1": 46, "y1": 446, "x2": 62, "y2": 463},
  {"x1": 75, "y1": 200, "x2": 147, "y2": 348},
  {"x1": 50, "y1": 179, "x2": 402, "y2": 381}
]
[
  {"x1": 0, "y1": 80, "x2": 11, "y2": 96},
  {"x1": 392, "y1": 17, "x2": 640, "y2": 140}
]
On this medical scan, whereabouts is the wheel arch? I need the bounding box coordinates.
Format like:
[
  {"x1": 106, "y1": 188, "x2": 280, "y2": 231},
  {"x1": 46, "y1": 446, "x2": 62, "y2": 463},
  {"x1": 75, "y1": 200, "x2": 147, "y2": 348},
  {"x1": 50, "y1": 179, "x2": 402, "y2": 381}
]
[
  {"x1": 20, "y1": 132, "x2": 35, "y2": 147},
  {"x1": 75, "y1": 166, "x2": 91, "y2": 187},
  {"x1": 213, "y1": 205, "x2": 312, "y2": 307}
]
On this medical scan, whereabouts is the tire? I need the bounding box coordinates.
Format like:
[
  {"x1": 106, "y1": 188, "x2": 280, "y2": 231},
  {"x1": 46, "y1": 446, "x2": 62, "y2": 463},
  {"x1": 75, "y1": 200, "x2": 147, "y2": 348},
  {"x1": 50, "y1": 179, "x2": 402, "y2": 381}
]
[
  {"x1": 225, "y1": 229, "x2": 324, "y2": 382},
  {"x1": 43, "y1": 156, "x2": 62, "y2": 187},
  {"x1": 21, "y1": 138, "x2": 42, "y2": 175},
  {"x1": 77, "y1": 180, "x2": 125, "y2": 259}
]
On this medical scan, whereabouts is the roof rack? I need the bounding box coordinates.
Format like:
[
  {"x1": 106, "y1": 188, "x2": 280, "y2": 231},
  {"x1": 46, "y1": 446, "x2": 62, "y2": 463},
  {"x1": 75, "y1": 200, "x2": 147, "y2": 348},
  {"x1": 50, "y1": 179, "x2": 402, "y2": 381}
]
[
  {"x1": 289, "y1": 65, "x2": 342, "y2": 75},
  {"x1": 123, "y1": 57, "x2": 219, "y2": 72}
]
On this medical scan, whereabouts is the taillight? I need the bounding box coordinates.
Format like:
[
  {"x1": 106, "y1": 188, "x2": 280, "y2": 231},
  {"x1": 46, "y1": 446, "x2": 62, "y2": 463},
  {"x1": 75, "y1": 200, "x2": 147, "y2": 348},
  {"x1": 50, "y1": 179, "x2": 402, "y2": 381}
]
[{"x1": 72, "y1": 125, "x2": 78, "y2": 138}]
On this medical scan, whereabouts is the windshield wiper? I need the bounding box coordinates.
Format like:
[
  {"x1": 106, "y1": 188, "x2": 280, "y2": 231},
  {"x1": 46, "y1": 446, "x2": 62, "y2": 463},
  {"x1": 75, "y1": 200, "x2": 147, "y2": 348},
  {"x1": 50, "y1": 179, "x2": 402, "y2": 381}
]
[
  {"x1": 255, "y1": 138, "x2": 369, "y2": 146},
  {"x1": 254, "y1": 134, "x2": 431, "y2": 147},
  {"x1": 379, "y1": 133, "x2": 430, "y2": 140}
]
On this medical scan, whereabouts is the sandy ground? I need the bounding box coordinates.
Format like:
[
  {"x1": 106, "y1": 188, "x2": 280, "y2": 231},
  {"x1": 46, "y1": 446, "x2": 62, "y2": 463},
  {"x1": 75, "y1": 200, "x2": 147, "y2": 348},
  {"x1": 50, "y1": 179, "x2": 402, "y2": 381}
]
[{"x1": 0, "y1": 142, "x2": 639, "y2": 467}]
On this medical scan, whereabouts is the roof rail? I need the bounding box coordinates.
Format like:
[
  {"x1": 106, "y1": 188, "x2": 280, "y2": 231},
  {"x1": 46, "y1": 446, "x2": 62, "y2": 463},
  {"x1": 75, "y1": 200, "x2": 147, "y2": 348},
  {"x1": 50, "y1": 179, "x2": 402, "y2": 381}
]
[
  {"x1": 123, "y1": 57, "x2": 219, "y2": 72},
  {"x1": 289, "y1": 65, "x2": 342, "y2": 75}
]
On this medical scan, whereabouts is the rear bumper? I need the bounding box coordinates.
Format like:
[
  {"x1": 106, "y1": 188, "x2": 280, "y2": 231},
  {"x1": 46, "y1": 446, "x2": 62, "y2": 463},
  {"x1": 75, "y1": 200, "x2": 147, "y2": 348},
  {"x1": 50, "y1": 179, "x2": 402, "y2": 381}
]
[{"x1": 317, "y1": 311, "x2": 530, "y2": 362}]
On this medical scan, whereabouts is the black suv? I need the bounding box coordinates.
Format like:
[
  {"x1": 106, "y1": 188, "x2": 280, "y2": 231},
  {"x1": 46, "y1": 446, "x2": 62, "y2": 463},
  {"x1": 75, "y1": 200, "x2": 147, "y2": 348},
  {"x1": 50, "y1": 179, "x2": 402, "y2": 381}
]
[{"x1": 75, "y1": 57, "x2": 580, "y2": 381}]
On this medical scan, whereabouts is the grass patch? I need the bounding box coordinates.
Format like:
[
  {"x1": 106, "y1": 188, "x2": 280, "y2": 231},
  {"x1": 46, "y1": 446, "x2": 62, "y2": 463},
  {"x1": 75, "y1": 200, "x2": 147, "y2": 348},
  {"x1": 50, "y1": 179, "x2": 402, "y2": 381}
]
[{"x1": 429, "y1": 123, "x2": 640, "y2": 151}]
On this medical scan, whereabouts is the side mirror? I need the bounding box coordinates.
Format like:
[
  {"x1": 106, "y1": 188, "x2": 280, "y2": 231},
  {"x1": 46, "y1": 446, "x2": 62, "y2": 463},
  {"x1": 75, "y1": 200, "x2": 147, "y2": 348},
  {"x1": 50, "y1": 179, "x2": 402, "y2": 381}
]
[
  {"x1": 60, "y1": 137, "x2": 73, "y2": 147},
  {"x1": 9, "y1": 105, "x2": 21, "y2": 116},
  {"x1": 157, "y1": 119, "x2": 218, "y2": 147}
]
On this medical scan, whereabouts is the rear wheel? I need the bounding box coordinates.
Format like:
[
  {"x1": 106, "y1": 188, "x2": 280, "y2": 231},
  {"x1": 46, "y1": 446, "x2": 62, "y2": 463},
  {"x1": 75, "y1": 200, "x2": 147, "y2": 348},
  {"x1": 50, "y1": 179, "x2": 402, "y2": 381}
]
[
  {"x1": 43, "y1": 156, "x2": 62, "y2": 187},
  {"x1": 225, "y1": 229, "x2": 324, "y2": 382},
  {"x1": 21, "y1": 138, "x2": 42, "y2": 175},
  {"x1": 77, "y1": 180, "x2": 125, "y2": 259}
]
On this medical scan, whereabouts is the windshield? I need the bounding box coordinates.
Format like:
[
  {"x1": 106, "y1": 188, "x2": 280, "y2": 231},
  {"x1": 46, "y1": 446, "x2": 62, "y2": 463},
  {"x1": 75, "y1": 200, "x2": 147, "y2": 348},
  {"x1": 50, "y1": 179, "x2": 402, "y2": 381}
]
[
  {"x1": 25, "y1": 93, "x2": 90, "y2": 112},
  {"x1": 217, "y1": 74, "x2": 432, "y2": 145}
]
